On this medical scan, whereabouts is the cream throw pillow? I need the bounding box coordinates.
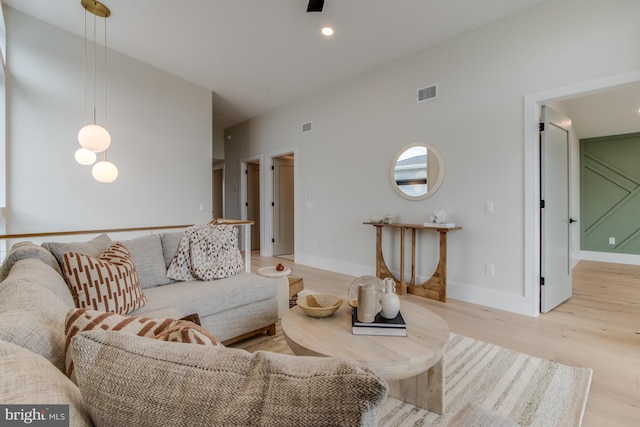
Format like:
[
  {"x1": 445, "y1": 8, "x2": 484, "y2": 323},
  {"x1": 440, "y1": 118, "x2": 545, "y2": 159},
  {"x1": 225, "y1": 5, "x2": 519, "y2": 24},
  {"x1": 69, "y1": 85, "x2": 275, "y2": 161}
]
[
  {"x1": 71, "y1": 330, "x2": 388, "y2": 427},
  {"x1": 62, "y1": 243, "x2": 146, "y2": 314},
  {"x1": 64, "y1": 308, "x2": 222, "y2": 381}
]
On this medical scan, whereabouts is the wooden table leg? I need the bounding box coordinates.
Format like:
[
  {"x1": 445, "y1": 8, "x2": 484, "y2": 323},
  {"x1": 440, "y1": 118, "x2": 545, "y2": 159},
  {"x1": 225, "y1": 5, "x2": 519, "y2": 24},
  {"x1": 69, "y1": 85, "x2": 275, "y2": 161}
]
[
  {"x1": 375, "y1": 226, "x2": 383, "y2": 277},
  {"x1": 408, "y1": 229, "x2": 448, "y2": 302},
  {"x1": 387, "y1": 357, "x2": 445, "y2": 415},
  {"x1": 410, "y1": 228, "x2": 416, "y2": 286}
]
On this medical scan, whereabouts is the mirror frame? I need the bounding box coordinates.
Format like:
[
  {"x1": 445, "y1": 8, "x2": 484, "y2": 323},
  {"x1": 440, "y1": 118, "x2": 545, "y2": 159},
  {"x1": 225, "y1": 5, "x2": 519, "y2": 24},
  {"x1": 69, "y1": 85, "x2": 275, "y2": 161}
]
[{"x1": 389, "y1": 142, "x2": 445, "y2": 201}]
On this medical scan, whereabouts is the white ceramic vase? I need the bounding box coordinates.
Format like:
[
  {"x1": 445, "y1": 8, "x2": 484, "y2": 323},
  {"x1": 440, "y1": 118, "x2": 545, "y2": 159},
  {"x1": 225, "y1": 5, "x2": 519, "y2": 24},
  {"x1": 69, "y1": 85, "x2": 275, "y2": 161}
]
[{"x1": 380, "y1": 278, "x2": 400, "y2": 319}]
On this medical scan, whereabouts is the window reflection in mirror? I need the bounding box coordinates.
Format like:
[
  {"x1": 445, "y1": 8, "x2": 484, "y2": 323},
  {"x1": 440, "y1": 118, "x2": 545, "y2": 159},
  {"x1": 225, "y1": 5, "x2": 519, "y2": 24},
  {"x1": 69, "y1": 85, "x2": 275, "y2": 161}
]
[
  {"x1": 394, "y1": 145, "x2": 428, "y2": 197},
  {"x1": 390, "y1": 143, "x2": 444, "y2": 200}
]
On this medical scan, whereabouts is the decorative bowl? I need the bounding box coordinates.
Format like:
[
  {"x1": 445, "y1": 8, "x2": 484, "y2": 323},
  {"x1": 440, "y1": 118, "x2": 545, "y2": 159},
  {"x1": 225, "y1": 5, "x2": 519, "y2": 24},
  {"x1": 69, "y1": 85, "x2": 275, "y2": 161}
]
[
  {"x1": 347, "y1": 275, "x2": 384, "y2": 308},
  {"x1": 298, "y1": 294, "x2": 343, "y2": 318}
]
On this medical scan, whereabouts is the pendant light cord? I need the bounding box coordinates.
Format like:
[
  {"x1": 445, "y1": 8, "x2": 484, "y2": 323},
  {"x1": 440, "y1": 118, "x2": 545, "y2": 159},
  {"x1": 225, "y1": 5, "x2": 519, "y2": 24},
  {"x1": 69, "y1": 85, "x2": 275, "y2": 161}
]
[
  {"x1": 92, "y1": 12, "x2": 97, "y2": 125},
  {"x1": 104, "y1": 17, "x2": 107, "y2": 129},
  {"x1": 103, "y1": 15, "x2": 108, "y2": 162},
  {"x1": 83, "y1": 9, "x2": 87, "y2": 126}
]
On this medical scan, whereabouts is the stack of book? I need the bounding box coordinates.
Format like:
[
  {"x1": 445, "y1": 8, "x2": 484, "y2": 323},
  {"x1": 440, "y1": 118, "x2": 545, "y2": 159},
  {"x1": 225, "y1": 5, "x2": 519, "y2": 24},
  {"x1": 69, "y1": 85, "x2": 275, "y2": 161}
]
[{"x1": 351, "y1": 308, "x2": 407, "y2": 336}]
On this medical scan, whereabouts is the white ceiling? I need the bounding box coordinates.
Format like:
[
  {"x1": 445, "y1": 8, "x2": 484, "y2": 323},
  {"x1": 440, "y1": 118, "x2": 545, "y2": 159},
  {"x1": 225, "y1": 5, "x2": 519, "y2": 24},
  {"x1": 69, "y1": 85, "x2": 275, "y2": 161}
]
[
  {"x1": 4, "y1": 0, "x2": 639, "y2": 136},
  {"x1": 2, "y1": 0, "x2": 547, "y2": 129},
  {"x1": 557, "y1": 83, "x2": 640, "y2": 139}
]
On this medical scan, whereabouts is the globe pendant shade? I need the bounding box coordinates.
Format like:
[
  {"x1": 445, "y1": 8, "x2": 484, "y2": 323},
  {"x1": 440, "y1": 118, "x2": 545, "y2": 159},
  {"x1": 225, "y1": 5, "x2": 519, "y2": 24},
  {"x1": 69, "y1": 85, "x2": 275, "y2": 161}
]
[
  {"x1": 92, "y1": 160, "x2": 118, "y2": 183},
  {"x1": 78, "y1": 124, "x2": 111, "y2": 152},
  {"x1": 74, "y1": 147, "x2": 97, "y2": 165}
]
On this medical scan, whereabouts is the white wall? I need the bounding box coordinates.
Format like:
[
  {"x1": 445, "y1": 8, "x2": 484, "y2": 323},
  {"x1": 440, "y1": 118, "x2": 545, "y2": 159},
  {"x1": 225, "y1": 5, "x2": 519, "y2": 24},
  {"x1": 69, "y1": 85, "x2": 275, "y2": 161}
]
[
  {"x1": 225, "y1": 0, "x2": 640, "y2": 315},
  {"x1": 5, "y1": 8, "x2": 212, "y2": 234}
]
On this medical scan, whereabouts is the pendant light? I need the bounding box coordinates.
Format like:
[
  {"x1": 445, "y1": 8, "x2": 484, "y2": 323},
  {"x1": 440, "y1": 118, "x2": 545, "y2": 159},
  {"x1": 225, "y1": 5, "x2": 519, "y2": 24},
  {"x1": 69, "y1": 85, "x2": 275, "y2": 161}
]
[{"x1": 76, "y1": 0, "x2": 118, "y2": 183}]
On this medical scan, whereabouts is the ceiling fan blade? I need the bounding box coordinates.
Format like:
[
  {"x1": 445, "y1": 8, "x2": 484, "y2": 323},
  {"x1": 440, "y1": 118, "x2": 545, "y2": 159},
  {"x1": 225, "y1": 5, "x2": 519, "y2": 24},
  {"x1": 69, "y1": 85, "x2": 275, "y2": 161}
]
[{"x1": 307, "y1": 0, "x2": 324, "y2": 12}]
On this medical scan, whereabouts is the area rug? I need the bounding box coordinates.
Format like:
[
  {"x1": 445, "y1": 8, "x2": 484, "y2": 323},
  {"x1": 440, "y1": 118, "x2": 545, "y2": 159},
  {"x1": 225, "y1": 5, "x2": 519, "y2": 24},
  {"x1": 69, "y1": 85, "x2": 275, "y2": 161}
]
[{"x1": 231, "y1": 325, "x2": 592, "y2": 427}]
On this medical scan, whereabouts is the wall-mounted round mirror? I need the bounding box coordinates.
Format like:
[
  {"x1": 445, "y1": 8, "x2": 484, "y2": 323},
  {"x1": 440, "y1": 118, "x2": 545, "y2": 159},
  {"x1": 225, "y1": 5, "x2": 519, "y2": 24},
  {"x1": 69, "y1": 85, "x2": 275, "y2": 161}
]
[{"x1": 390, "y1": 142, "x2": 445, "y2": 200}]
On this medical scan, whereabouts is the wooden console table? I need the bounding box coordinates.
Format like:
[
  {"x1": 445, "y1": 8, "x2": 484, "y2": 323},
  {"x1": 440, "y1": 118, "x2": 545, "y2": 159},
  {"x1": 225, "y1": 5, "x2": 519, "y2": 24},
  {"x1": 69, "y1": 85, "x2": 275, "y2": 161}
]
[{"x1": 364, "y1": 222, "x2": 461, "y2": 302}]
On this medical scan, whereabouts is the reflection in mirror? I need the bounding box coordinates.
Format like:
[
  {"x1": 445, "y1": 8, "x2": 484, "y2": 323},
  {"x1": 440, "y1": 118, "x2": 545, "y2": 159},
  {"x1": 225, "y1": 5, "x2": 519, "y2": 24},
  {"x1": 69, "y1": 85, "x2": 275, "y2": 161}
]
[{"x1": 390, "y1": 143, "x2": 444, "y2": 200}]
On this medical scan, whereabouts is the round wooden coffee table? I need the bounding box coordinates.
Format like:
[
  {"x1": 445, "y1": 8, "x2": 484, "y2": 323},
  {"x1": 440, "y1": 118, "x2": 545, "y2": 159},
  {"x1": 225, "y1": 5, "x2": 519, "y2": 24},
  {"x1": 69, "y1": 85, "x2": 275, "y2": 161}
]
[{"x1": 282, "y1": 298, "x2": 450, "y2": 414}]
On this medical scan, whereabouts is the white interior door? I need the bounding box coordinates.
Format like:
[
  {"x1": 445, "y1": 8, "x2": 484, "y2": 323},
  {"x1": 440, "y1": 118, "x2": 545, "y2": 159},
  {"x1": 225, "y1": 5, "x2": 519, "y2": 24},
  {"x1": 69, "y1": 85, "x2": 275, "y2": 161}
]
[
  {"x1": 540, "y1": 105, "x2": 574, "y2": 313},
  {"x1": 273, "y1": 156, "x2": 294, "y2": 256}
]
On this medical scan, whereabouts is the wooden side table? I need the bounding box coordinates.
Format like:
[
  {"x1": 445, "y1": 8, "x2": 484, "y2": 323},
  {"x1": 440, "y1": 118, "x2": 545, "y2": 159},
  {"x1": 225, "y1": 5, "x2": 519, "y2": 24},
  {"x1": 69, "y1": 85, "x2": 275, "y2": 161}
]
[
  {"x1": 257, "y1": 266, "x2": 291, "y2": 319},
  {"x1": 364, "y1": 222, "x2": 461, "y2": 302}
]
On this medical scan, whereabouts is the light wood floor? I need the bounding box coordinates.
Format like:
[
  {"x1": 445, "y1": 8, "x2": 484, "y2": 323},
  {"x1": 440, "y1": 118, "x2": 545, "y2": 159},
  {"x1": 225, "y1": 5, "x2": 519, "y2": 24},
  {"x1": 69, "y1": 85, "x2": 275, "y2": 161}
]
[{"x1": 252, "y1": 254, "x2": 640, "y2": 427}]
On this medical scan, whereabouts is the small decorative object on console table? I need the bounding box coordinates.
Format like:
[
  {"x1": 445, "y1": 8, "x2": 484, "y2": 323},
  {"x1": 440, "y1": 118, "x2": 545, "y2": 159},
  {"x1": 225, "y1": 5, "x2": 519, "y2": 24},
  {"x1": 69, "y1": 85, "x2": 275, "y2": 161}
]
[
  {"x1": 363, "y1": 221, "x2": 461, "y2": 302},
  {"x1": 423, "y1": 222, "x2": 456, "y2": 228}
]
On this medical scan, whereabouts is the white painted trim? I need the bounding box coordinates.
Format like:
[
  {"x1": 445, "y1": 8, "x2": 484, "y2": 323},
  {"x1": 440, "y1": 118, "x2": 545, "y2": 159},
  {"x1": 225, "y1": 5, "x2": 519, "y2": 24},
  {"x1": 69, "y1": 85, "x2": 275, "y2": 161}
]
[
  {"x1": 447, "y1": 281, "x2": 534, "y2": 316},
  {"x1": 580, "y1": 251, "x2": 640, "y2": 265},
  {"x1": 295, "y1": 252, "x2": 374, "y2": 280},
  {"x1": 524, "y1": 69, "x2": 640, "y2": 316},
  {"x1": 295, "y1": 254, "x2": 536, "y2": 316}
]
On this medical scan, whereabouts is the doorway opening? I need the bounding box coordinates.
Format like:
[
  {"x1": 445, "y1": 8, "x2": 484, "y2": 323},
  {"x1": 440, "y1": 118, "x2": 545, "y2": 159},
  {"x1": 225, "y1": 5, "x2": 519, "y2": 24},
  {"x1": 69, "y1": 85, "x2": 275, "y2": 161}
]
[
  {"x1": 240, "y1": 155, "x2": 263, "y2": 252},
  {"x1": 247, "y1": 160, "x2": 261, "y2": 251},
  {"x1": 212, "y1": 162, "x2": 224, "y2": 219},
  {"x1": 524, "y1": 70, "x2": 640, "y2": 316},
  {"x1": 272, "y1": 153, "x2": 295, "y2": 260}
]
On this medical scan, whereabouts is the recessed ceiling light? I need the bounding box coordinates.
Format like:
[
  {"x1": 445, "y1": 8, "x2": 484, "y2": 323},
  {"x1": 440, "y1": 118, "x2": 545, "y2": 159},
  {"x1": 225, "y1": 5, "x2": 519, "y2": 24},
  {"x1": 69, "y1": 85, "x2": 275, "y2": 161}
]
[{"x1": 321, "y1": 27, "x2": 334, "y2": 36}]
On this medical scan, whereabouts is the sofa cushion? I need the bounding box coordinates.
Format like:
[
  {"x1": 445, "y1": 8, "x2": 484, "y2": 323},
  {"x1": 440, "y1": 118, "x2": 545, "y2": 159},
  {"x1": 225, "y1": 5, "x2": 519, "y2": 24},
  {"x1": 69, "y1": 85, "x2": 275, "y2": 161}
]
[
  {"x1": 167, "y1": 224, "x2": 244, "y2": 281},
  {"x1": 62, "y1": 243, "x2": 146, "y2": 314},
  {"x1": 42, "y1": 233, "x2": 113, "y2": 270},
  {"x1": 64, "y1": 308, "x2": 222, "y2": 381},
  {"x1": 0, "y1": 339, "x2": 93, "y2": 427},
  {"x1": 117, "y1": 234, "x2": 171, "y2": 288},
  {"x1": 0, "y1": 261, "x2": 72, "y2": 372},
  {"x1": 159, "y1": 231, "x2": 183, "y2": 269},
  {"x1": 71, "y1": 330, "x2": 388, "y2": 427},
  {"x1": 0, "y1": 241, "x2": 62, "y2": 281},
  {"x1": 133, "y1": 271, "x2": 277, "y2": 319}
]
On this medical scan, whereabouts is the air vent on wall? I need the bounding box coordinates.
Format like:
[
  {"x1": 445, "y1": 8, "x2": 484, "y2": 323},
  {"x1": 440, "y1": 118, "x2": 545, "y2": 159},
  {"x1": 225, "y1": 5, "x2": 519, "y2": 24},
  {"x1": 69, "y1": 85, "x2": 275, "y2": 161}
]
[
  {"x1": 416, "y1": 84, "x2": 438, "y2": 103},
  {"x1": 302, "y1": 121, "x2": 313, "y2": 133}
]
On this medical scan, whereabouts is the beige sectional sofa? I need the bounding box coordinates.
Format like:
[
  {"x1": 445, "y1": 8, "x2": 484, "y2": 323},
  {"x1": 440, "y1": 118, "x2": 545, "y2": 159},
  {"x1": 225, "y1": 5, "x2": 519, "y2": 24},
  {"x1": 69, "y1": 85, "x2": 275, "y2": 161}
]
[
  {"x1": 2, "y1": 231, "x2": 279, "y2": 343},
  {"x1": 0, "y1": 232, "x2": 389, "y2": 426}
]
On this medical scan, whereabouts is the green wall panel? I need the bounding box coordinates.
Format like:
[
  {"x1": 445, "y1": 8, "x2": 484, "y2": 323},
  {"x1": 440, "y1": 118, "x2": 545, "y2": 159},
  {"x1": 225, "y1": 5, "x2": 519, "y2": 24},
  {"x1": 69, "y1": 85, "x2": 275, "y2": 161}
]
[{"x1": 580, "y1": 132, "x2": 640, "y2": 255}]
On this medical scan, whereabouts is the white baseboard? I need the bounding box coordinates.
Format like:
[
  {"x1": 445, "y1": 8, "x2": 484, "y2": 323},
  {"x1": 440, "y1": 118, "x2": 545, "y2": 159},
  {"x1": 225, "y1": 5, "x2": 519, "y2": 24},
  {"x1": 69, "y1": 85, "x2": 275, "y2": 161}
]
[
  {"x1": 579, "y1": 251, "x2": 640, "y2": 265},
  {"x1": 294, "y1": 253, "x2": 374, "y2": 281},
  {"x1": 447, "y1": 281, "x2": 537, "y2": 317},
  {"x1": 295, "y1": 252, "x2": 538, "y2": 317}
]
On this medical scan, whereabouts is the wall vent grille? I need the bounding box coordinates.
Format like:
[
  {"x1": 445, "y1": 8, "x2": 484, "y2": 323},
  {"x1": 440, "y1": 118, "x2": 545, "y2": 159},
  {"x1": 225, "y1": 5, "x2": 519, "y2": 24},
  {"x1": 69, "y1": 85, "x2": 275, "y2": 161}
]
[
  {"x1": 302, "y1": 122, "x2": 312, "y2": 133},
  {"x1": 416, "y1": 84, "x2": 438, "y2": 103}
]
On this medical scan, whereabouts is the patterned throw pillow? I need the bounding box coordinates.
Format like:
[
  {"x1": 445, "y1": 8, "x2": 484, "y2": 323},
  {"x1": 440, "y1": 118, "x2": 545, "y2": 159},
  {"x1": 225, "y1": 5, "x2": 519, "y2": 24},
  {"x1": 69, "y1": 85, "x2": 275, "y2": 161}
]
[
  {"x1": 62, "y1": 243, "x2": 146, "y2": 314},
  {"x1": 64, "y1": 308, "x2": 223, "y2": 381}
]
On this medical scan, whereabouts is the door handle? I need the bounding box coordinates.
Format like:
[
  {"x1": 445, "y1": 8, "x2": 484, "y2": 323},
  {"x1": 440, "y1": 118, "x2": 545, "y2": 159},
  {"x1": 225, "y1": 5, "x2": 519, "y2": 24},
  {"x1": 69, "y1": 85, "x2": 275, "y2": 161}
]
[{"x1": 569, "y1": 218, "x2": 577, "y2": 223}]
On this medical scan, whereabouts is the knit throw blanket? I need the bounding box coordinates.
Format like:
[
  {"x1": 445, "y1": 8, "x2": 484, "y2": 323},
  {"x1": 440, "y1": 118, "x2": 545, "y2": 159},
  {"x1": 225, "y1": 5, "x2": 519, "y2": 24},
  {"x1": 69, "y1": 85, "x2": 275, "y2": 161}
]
[{"x1": 166, "y1": 224, "x2": 244, "y2": 281}]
